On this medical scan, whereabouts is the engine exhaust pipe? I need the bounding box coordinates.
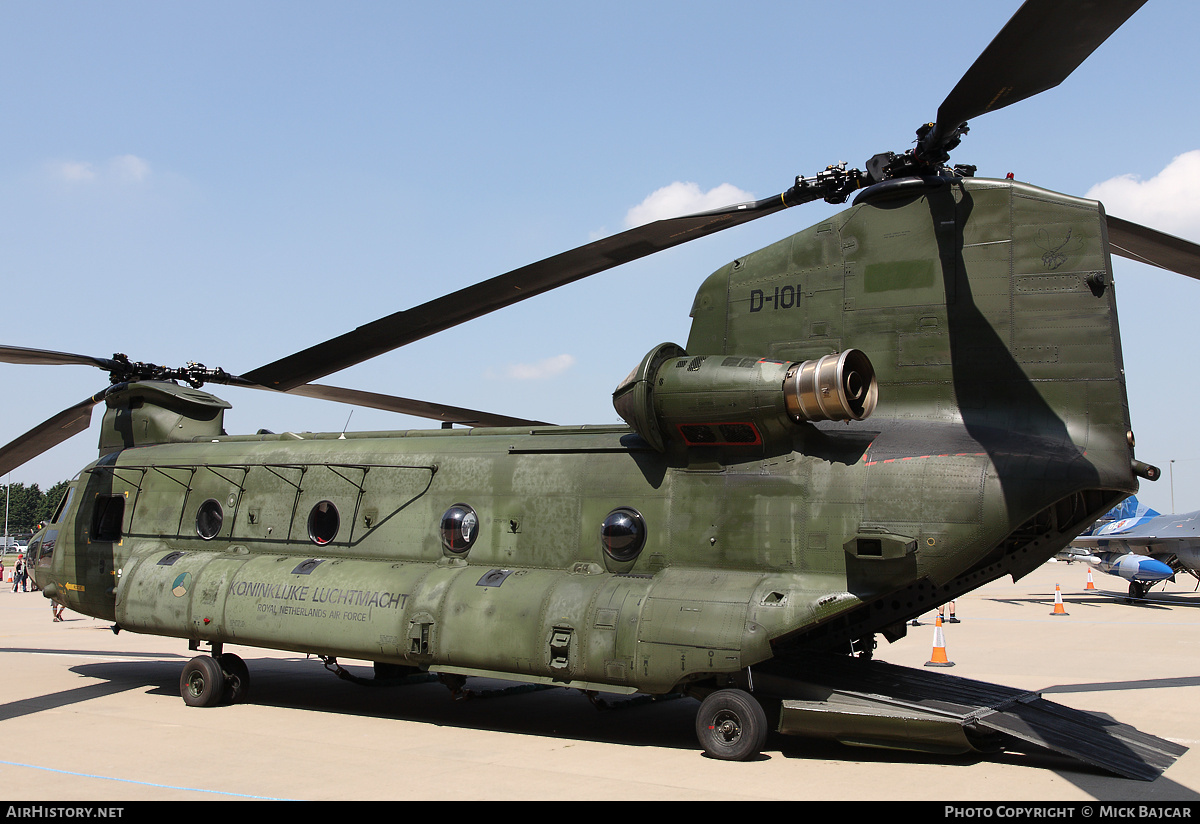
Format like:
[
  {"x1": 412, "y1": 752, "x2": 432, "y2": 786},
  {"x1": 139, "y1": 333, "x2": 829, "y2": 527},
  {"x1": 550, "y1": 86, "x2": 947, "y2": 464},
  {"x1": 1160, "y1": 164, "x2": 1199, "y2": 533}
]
[{"x1": 784, "y1": 349, "x2": 878, "y2": 422}]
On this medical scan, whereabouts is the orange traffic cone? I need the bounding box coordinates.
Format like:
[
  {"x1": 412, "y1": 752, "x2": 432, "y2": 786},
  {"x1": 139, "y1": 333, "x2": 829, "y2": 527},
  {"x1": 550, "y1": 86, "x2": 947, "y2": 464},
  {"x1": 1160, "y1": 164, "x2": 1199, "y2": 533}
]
[
  {"x1": 1085, "y1": 569, "x2": 1096, "y2": 590},
  {"x1": 924, "y1": 615, "x2": 954, "y2": 667},
  {"x1": 1050, "y1": 583, "x2": 1069, "y2": 615}
]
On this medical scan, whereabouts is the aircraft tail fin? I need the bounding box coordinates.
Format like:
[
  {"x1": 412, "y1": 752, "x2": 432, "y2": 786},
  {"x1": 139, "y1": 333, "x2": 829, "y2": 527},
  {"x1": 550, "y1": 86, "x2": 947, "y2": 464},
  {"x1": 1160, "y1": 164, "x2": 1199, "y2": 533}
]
[{"x1": 1099, "y1": 495, "x2": 1161, "y2": 523}]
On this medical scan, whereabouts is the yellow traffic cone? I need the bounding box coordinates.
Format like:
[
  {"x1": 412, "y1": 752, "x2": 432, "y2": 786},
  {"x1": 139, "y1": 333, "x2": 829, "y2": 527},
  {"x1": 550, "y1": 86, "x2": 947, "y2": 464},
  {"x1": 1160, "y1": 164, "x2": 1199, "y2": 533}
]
[
  {"x1": 924, "y1": 615, "x2": 954, "y2": 667},
  {"x1": 1050, "y1": 583, "x2": 1069, "y2": 615},
  {"x1": 1085, "y1": 569, "x2": 1096, "y2": 590}
]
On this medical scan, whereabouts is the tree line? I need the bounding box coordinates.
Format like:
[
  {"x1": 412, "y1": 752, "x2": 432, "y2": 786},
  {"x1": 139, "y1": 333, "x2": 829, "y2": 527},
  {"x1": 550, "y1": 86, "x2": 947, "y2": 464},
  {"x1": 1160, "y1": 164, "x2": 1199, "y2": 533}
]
[{"x1": 2, "y1": 481, "x2": 71, "y2": 537}]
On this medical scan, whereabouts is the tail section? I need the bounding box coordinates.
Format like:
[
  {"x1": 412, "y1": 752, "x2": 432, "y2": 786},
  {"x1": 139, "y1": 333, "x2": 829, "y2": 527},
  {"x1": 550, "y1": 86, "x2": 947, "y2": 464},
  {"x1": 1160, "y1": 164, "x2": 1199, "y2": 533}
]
[{"x1": 687, "y1": 176, "x2": 1140, "y2": 525}]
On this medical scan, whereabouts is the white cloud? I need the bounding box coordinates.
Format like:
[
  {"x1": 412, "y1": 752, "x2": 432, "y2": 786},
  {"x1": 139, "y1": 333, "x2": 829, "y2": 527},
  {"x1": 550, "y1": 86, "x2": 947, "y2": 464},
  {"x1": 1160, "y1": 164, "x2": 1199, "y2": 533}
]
[
  {"x1": 1087, "y1": 150, "x2": 1200, "y2": 240},
  {"x1": 623, "y1": 181, "x2": 754, "y2": 229},
  {"x1": 51, "y1": 154, "x2": 152, "y2": 185},
  {"x1": 55, "y1": 161, "x2": 96, "y2": 182},
  {"x1": 496, "y1": 353, "x2": 576, "y2": 380},
  {"x1": 110, "y1": 154, "x2": 151, "y2": 183}
]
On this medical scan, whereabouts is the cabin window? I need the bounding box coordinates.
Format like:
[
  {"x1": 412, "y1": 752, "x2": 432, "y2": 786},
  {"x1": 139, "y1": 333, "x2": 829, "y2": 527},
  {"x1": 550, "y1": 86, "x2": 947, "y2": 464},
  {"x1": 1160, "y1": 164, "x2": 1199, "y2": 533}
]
[
  {"x1": 307, "y1": 501, "x2": 340, "y2": 545},
  {"x1": 601, "y1": 508, "x2": 646, "y2": 563},
  {"x1": 91, "y1": 494, "x2": 125, "y2": 542},
  {"x1": 440, "y1": 504, "x2": 479, "y2": 554},
  {"x1": 195, "y1": 499, "x2": 223, "y2": 540}
]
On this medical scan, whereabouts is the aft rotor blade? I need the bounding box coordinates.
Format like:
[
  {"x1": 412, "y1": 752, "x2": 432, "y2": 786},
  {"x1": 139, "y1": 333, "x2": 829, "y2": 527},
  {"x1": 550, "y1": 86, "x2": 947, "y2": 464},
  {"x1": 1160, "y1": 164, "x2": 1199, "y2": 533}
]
[
  {"x1": 932, "y1": 0, "x2": 1147, "y2": 150},
  {"x1": 280, "y1": 382, "x2": 553, "y2": 428},
  {"x1": 244, "y1": 192, "x2": 807, "y2": 391},
  {"x1": 1107, "y1": 216, "x2": 1200, "y2": 280},
  {"x1": 0, "y1": 345, "x2": 120, "y2": 371},
  {"x1": 0, "y1": 393, "x2": 104, "y2": 477}
]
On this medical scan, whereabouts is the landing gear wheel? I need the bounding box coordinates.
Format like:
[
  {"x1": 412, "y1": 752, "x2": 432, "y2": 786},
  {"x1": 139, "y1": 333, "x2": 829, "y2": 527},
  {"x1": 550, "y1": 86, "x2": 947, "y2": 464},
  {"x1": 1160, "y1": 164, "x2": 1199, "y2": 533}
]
[
  {"x1": 695, "y1": 688, "x2": 769, "y2": 761},
  {"x1": 1128, "y1": 581, "x2": 1148, "y2": 600},
  {"x1": 218, "y1": 653, "x2": 250, "y2": 704},
  {"x1": 180, "y1": 655, "x2": 226, "y2": 707}
]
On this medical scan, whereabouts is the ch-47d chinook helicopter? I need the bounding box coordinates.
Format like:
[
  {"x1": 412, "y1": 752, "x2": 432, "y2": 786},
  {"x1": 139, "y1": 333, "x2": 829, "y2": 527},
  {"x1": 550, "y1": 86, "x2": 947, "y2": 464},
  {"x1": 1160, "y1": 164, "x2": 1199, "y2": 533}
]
[{"x1": 4, "y1": 0, "x2": 1200, "y2": 780}]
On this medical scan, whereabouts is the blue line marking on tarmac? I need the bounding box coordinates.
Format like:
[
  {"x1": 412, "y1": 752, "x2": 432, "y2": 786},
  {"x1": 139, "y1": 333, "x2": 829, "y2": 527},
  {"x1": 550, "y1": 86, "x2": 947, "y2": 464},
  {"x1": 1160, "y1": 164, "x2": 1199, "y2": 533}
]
[{"x1": 0, "y1": 759, "x2": 295, "y2": 800}]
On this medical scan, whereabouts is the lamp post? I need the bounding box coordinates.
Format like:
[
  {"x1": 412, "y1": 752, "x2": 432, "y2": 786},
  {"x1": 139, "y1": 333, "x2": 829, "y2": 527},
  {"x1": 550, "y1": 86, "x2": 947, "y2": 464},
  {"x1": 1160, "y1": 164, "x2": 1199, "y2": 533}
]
[{"x1": 1171, "y1": 460, "x2": 1176, "y2": 514}]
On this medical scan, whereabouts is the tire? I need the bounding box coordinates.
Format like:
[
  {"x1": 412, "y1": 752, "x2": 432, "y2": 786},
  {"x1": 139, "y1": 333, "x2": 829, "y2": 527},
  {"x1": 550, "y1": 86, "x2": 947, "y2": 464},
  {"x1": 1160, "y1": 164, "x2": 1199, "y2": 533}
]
[
  {"x1": 219, "y1": 653, "x2": 251, "y2": 704},
  {"x1": 695, "y1": 688, "x2": 769, "y2": 761},
  {"x1": 180, "y1": 655, "x2": 226, "y2": 708}
]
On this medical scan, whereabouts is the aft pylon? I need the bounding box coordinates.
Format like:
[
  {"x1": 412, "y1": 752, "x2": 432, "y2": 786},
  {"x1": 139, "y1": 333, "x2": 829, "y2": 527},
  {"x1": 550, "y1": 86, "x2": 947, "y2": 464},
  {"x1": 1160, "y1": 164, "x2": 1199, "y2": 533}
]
[
  {"x1": 1085, "y1": 569, "x2": 1096, "y2": 590},
  {"x1": 1050, "y1": 583, "x2": 1069, "y2": 615},
  {"x1": 924, "y1": 615, "x2": 954, "y2": 667}
]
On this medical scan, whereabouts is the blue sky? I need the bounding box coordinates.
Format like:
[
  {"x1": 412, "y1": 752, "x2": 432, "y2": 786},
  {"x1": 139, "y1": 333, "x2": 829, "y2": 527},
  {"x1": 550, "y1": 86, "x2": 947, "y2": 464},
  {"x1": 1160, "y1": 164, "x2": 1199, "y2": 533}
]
[{"x1": 2, "y1": 1, "x2": 1199, "y2": 516}]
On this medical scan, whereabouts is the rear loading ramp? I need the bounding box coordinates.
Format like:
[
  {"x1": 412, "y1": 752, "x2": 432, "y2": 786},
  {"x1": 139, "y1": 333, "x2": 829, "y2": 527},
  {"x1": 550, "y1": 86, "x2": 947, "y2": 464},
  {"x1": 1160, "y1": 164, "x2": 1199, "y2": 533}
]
[{"x1": 765, "y1": 653, "x2": 1184, "y2": 781}]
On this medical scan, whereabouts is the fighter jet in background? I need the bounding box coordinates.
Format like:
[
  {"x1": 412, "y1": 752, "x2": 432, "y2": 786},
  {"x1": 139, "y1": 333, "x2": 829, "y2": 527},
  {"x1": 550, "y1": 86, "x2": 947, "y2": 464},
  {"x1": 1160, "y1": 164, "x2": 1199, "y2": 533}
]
[{"x1": 1062, "y1": 498, "x2": 1192, "y2": 599}]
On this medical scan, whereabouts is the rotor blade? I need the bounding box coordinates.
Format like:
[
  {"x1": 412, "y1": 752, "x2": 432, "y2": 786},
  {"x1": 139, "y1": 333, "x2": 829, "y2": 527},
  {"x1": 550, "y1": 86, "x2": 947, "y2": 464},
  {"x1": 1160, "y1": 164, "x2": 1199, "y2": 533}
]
[
  {"x1": 933, "y1": 0, "x2": 1146, "y2": 146},
  {"x1": 0, "y1": 345, "x2": 120, "y2": 371},
  {"x1": 279, "y1": 382, "x2": 553, "y2": 428},
  {"x1": 1107, "y1": 216, "x2": 1200, "y2": 280},
  {"x1": 0, "y1": 393, "x2": 104, "y2": 477},
  {"x1": 244, "y1": 191, "x2": 809, "y2": 391}
]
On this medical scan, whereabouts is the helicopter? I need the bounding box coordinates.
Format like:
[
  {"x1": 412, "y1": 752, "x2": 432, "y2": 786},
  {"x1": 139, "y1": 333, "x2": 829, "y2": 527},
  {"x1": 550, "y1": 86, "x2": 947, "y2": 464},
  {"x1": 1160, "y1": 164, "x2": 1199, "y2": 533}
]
[{"x1": 2, "y1": 0, "x2": 1199, "y2": 780}]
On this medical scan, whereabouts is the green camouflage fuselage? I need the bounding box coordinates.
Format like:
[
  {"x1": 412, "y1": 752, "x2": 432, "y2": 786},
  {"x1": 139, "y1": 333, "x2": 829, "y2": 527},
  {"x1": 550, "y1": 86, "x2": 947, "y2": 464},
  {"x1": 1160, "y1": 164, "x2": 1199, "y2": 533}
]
[{"x1": 29, "y1": 177, "x2": 1139, "y2": 695}]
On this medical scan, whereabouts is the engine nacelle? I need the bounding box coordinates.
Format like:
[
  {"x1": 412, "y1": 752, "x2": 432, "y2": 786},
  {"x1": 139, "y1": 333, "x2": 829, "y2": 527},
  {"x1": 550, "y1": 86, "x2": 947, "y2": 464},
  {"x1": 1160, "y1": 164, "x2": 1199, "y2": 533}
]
[
  {"x1": 98, "y1": 381, "x2": 230, "y2": 454},
  {"x1": 612, "y1": 343, "x2": 877, "y2": 452}
]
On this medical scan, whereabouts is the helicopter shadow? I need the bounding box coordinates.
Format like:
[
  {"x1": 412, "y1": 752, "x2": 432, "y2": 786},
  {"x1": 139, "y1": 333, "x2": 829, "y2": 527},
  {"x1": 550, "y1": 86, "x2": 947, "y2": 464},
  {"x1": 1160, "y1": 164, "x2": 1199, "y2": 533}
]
[
  {"x1": 982, "y1": 590, "x2": 1200, "y2": 611},
  {"x1": 1089, "y1": 588, "x2": 1200, "y2": 609},
  {"x1": 0, "y1": 647, "x2": 188, "y2": 724},
  {"x1": 54, "y1": 657, "x2": 1095, "y2": 774},
  {"x1": 1040, "y1": 674, "x2": 1200, "y2": 696},
  {"x1": 47, "y1": 653, "x2": 1197, "y2": 789},
  {"x1": 67, "y1": 656, "x2": 705, "y2": 753}
]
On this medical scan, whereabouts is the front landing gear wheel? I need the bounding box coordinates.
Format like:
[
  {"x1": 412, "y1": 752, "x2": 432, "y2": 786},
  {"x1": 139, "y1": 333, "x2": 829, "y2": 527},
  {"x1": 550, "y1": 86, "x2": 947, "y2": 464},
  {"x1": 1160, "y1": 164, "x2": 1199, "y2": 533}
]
[
  {"x1": 218, "y1": 653, "x2": 250, "y2": 704},
  {"x1": 695, "y1": 688, "x2": 769, "y2": 761},
  {"x1": 181, "y1": 655, "x2": 226, "y2": 707}
]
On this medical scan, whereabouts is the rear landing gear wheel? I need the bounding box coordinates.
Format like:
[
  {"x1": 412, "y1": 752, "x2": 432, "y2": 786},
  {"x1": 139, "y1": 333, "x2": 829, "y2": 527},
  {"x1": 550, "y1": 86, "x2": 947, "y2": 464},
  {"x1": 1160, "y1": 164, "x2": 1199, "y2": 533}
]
[
  {"x1": 695, "y1": 688, "x2": 769, "y2": 761},
  {"x1": 180, "y1": 655, "x2": 226, "y2": 707},
  {"x1": 218, "y1": 653, "x2": 250, "y2": 704}
]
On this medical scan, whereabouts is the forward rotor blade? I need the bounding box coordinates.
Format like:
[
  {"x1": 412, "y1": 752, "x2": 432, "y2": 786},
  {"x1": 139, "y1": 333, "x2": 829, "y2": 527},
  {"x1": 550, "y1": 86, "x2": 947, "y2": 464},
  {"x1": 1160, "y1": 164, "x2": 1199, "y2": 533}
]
[
  {"x1": 933, "y1": 0, "x2": 1146, "y2": 148},
  {"x1": 1107, "y1": 216, "x2": 1200, "y2": 280},
  {"x1": 280, "y1": 383, "x2": 553, "y2": 428},
  {"x1": 0, "y1": 393, "x2": 104, "y2": 477},
  {"x1": 244, "y1": 192, "x2": 807, "y2": 391},
  {"x1": 0, "y1": 345, "x2": 120, "y2": 371}
]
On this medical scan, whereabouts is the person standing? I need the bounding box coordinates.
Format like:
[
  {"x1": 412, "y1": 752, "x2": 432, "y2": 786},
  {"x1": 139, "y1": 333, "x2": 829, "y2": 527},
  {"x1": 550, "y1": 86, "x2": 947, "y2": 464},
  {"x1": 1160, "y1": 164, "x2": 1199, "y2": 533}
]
[{"x1": 938, "y1": 600, "x2": 959, "y2": 623}]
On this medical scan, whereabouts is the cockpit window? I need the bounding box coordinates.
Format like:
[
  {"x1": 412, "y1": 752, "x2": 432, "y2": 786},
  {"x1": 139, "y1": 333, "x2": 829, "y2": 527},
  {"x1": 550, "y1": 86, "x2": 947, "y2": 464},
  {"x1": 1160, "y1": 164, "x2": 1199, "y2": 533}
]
[
  {"x1": 51, "y1": 486, "x2": 75, "y2": 524},
  {"x1": 35, "y1": 531, "x2": 56, "y2": 566}
]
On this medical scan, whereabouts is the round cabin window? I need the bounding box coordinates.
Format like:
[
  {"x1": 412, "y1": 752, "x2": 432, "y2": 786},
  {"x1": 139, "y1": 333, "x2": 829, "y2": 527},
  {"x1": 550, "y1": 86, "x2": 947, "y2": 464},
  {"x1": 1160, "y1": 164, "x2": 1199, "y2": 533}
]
[
  {"x1": 601, "y1": 508, "x2": 646, "y2": 563},
  {"x1": 440, "y1": 504, "x2": 479, "y2": 554},
  {"x1": 308, "y1": 501, "x2": 340, "y2": 545},
  {"x1": 195, "y1": 499, "x2": 223, "y2": 540}
]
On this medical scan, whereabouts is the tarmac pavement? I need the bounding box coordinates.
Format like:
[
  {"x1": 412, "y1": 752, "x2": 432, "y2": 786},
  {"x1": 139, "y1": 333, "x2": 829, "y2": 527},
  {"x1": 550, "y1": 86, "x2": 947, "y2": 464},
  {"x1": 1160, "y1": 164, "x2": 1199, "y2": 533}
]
[{"x1": 0, "y1": 559, "x2": 1198, "y2": 802}]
